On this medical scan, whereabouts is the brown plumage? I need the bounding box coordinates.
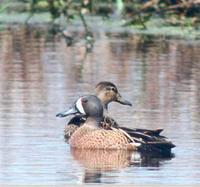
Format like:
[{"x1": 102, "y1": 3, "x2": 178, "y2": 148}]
[
  {"x1": 58, "y1": 95, "x2": 140, "y2": 150},
  {"x1": 64, "y1": 81, "x2": 132, "y2": 139},
  {"x1": 69, "y1": 124, "x2": 136, "y2": 150},
  {"x1": 57, "y1": 87, "x2": 175, "y2": 155}
]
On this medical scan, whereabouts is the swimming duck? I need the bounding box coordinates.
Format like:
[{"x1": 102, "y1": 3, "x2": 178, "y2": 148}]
[
  {"x1": 63, "y1": 81, "x2": 132, "y2": 139},
  {"x1": 57, "y1": 95, "x2": 175, "y2": 154},
  {"x1": 57, "y1": 95, "x2": 139, "y2": 150},
  {"x1": 62, "y1": 81, "x2": 162, "y2": 140}
]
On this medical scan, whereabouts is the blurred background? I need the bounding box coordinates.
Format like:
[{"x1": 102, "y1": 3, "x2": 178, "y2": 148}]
[{"x1": 0, "y1": 0, "x2": 200, "y2": 185}]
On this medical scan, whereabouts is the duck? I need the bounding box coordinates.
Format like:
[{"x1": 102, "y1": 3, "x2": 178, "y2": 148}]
[
  {"x1": 57, "y1": 95, "x2": 139, "y2": 150},
  {"x1": 63, "y1": 81, "x2": 132, "y2": 139},
  {"x1": 57, "y1": 95, "x2": 175, "y2": 155},
  {"x1": 62, "y1": 81, "x2": 163, "y2": 140}
]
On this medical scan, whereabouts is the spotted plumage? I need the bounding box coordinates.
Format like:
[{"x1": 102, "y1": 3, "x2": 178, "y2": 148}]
[
  {"x1": 69, "y1": 125, "x2": 136, "y2": 150},
  {"x1": 64, "y1": 81, "x2": 132, "y2": 139},
  {"x1": 57, "y1": 95, "x2": 140, "y2": 150},
  {"x1": 56, "y1": 84, "x2": 175, "y2": 155}
]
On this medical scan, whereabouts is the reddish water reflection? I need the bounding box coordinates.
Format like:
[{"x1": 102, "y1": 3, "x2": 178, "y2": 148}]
[{"x1": 0, "y1": 26, "x2": 199, "y2": 185}]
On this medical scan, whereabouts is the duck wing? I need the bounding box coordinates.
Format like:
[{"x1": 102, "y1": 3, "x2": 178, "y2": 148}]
[
  {"x1": 120, "y1": 127, "x2": 164, "y2": 137},
  {"x1": 125, "y1": 130, "x2": 175, "y2": 156},
  {"x1": 103, "y1": 116, "x2": 164, "y2": 137}
]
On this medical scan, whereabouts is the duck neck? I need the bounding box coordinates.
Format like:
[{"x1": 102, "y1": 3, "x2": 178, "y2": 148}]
[
  {"x1": 85, "y1": 116, "x2": 103, "y2": 128},
  {"x1": 96, "y1": 93, "x2": 109, "y2": 114},
  {"x1": 102, "y1": 103, "x2": 108, "y2": 115}
]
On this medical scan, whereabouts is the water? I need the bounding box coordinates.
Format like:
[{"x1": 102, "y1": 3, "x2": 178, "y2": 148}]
[{"x1": 0, "y1": 25, "x2": 200, "y2": 185}]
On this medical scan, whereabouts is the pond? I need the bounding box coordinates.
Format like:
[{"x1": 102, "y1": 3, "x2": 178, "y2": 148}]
[{"x1": 0, "y1": 25, "x2": 199, "y2": 185}]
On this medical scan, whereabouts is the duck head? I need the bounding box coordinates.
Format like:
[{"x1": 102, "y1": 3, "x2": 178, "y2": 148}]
[
  {"x1": 56, "y1": 95, "x2": 103, "y2": 120},
  {"x1": 95, "y1": 81, "x2": 132, "y2": 110}
]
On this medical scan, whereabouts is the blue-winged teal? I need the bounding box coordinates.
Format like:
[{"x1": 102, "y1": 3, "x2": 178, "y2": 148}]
[
  {"x1": 63, "y1": 81, "x2": 132, "y2": 139},
  {"x1": 57, "y1": 95, "x2": 140, "y2": 150},
  {"x1": 57, "y1": 95, "x2": 175, "y2": 154},
  {"x1": 63, "y1": 81, "x2": 164, "y2": 140}
]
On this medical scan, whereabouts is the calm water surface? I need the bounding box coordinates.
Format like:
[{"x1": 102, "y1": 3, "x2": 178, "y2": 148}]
[{"x1": 0, "y1": 25, "x2": 200, "y2": 185}]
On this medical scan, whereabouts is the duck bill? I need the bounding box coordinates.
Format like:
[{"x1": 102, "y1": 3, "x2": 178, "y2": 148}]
[
  {"x1": 56, "y1": 107, "x2": 78, "y2": 118},
  {"x1": 116, "y1": 94, "x2": 132, "y2": 106}
]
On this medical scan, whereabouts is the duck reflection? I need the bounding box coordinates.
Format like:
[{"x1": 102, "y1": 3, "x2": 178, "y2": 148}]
[
  {"x1": 71, "y1": 148, "x2": 174, "y2": 183},
  {"x1": 71, "y1": 149, "x2": 134, "y2": 171},
  {"x1": 71, "y1": 149, "x2": 134, "y2": 183}
]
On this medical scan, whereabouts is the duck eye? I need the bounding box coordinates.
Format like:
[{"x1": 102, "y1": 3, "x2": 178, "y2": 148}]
[
  {"x1": 110, "y1": 87, "x2": 117, "y2": 92},
  {"x1": 111, "y1": 87, "x2": 115, "y2": 91},
  {"x1": 106, "y1": 86, "x2": 116, "y2": 92}
]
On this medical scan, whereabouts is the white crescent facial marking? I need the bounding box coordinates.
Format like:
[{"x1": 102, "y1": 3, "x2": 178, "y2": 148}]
[{"x1": 76, "y1": 98, "x2": 86, "y2": 115}]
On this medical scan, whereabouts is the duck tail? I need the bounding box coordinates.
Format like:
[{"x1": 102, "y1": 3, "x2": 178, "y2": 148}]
[
  {"x1": 124, "y1": 130, "x2": 175, "y2": 156},
  {"x1": 138, "y1": 141, "x2": 175, "y2": 157}
]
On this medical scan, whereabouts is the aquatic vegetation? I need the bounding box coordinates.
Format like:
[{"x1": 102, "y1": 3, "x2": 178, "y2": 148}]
[
  {"x1": 0, "y1": 1, "x2": 199, "y2": 26},
  {"x1": 0, "y1": 0, "x2": 200, "y2": 41}
]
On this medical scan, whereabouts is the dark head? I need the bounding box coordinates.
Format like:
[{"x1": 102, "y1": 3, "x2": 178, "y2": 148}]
[
  {"x1": 95, "y1": 81, "x2": 132, "y2": 107},
  {"x1": 56, "y1": 95, "x2": 104, "y2": 120}
]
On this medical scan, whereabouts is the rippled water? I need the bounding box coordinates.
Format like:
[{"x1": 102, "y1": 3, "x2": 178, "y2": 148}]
[{"x1": 0, "y1": 25, "x2": 200, "y2": 185}]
